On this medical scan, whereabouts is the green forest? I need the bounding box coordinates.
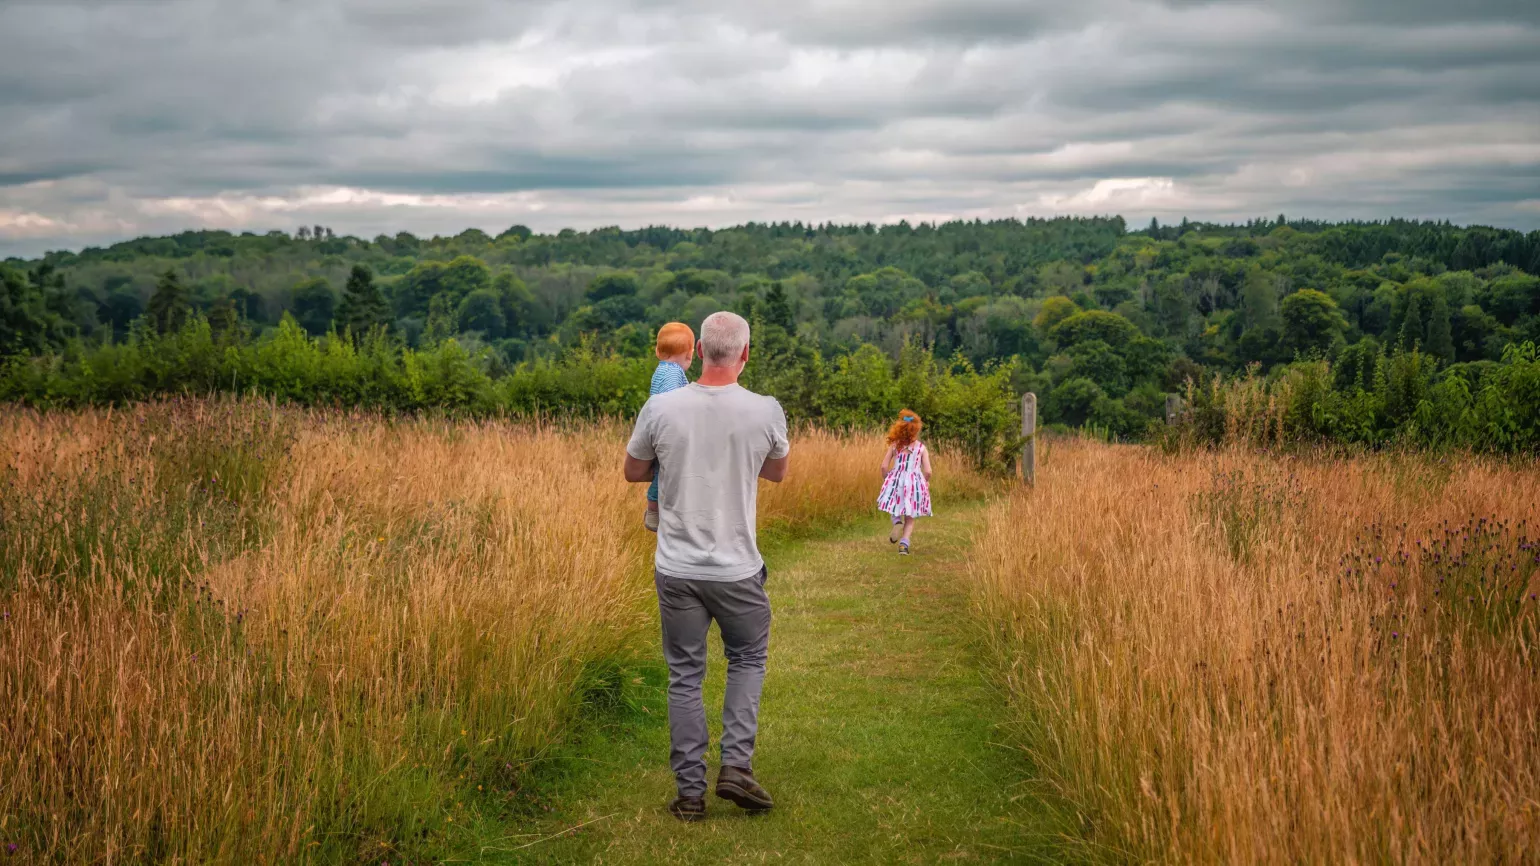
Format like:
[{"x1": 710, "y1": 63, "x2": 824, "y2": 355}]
[{"x1": 3, "y1": 216, "x2": 1539, "y2": 460}]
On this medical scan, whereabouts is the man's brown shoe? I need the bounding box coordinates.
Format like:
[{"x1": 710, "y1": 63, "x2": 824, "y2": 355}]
[
  {"x1": 669, "y1": 796, "x2": 706, "y2": 822},
  {"x1": 715, "y1": 765, "x2": 773, "y2": 812}
]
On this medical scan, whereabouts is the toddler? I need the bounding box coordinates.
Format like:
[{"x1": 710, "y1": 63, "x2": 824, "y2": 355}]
[{"x1": 645, "y1": 322, "x2": 695, "y2": 531}]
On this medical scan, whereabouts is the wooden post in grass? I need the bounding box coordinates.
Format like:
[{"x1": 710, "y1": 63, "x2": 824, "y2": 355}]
[
  {"x1": 1021, "y1": 392, "x2": 1037, "y2": 487},
  {"x1": 1165, "y1": 393, "x2": 1184, "y2": 425}
]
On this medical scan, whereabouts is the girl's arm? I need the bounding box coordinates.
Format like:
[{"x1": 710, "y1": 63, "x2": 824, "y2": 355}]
[
  {"x1": 880, "y1": 446, "x2": 895, "y2": 474},
  {"x1": 921, "y1": 444, "x2": 933, "y2": 480}
]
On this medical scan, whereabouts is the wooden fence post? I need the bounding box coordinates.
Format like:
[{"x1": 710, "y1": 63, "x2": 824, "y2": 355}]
[
  {"x1": 1021, "y1": 392, "x2": 1037, "y2": 486},
  {"x1": 1165, "y1": 393, "x2": 1184, "y2": 425}
]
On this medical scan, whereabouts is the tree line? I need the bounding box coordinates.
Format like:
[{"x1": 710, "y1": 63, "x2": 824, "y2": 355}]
[{"x1": 3, "y1": 215, "x2": 1539, "y2": 456}]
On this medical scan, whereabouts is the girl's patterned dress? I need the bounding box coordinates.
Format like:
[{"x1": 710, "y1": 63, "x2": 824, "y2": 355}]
[{"x1": 877, "y1": 441, "x2": 932, "y2": 518}]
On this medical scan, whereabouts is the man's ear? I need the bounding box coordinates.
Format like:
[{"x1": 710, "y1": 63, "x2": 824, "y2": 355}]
[
  {"x1": 740, "y1": 343, "x2": 750, "y2": 363},
  {"x1": 697, "y1": 339, "x2": 705, "y2": 361}
]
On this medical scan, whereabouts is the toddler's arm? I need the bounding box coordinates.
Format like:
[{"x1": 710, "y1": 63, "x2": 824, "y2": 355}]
[{"x1": 921, "y1": 445, "x2": 933, "y2": 480}]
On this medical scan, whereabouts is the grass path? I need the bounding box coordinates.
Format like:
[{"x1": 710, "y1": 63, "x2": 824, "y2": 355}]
[{"x1": 500, "y1": 505, "x2": 1055, "y2": 864}]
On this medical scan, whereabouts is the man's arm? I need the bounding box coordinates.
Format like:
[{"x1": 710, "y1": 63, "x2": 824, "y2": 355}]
[
  {"x1": 624, "y1": 454, "x2": 655, "y2": 483},
  {"x1": 759, "y1": 399, "x2": 790, "y2": 482},
  {"x1": 624, "y1": 402, "x2": 656, "y2": 482},
  {"x1": 759, "y1": 454, "x2": 789, "y2": 483}
]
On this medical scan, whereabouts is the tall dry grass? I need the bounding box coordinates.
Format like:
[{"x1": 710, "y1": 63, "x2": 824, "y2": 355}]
[
  {"x1": 972, "y1": 439, "x2": 1540, "y2": 863},
  {"x1": 0, "y1": 400, "x2": 964, "y2": 862}
]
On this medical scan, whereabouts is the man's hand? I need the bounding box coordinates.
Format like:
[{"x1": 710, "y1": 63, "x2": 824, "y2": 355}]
[
  {"x1": 624, "y1": 454, "x2": 655, "y2": 483},
  {"x1": 758, "y1": 455, "x2": 789, "y2": 483}
]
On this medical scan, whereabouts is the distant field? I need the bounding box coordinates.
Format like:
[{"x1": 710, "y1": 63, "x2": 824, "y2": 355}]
[
  {"x1": 972, "y1": 440, "x2": 1540, "y2": 862},
  {"x1": 0, "y1": 400, "x2": 986, "y2": 862}
]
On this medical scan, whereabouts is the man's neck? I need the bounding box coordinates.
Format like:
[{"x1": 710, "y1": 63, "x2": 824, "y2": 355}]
[{"x1": 695, "y1": 364, "x2": 741, "y2": 386}]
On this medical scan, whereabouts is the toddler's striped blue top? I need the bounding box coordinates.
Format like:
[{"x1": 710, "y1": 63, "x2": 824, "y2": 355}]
[{"x1": 650, "y1": 361, "x2": 688, "y2": 396}]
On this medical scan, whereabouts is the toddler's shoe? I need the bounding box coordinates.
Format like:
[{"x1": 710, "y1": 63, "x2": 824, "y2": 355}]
[
  {"x1": 644, "y1": 508, "x2": 659, "y2": 532},
  {"x1": 889, "y1": 523, "x2": 902, "y2": 543},
  {"x1": 898, "y1": 540, "x2": 910, "y2": 555}
]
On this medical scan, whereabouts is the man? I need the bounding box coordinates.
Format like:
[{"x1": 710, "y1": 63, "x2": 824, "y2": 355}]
[{"x1": 624, "y1": 310, "x2": 790, "y2": 822}]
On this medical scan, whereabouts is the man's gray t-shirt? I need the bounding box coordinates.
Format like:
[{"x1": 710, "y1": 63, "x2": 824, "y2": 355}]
[{"x1": 627, "y1": 383, "x2": 790, "y2": 581}]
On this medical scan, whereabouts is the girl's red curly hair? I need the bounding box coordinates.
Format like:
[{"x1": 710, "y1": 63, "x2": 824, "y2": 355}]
[{"x1": 886, "y1": 409, "x2": 922, "y2": 451}]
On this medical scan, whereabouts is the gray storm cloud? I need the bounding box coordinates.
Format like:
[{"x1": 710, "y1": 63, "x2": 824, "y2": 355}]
[{"x1": 1, "y1": 0, "x2": 1537, "y2": 256}]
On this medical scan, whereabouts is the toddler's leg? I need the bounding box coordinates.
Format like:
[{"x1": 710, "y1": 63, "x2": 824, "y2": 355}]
[
  {"x1": 900, "y1": 516, "x2": 916, "y2": 544},
  {"x1": 645, "y1": 471, "x2": 661, "y2": 530}
]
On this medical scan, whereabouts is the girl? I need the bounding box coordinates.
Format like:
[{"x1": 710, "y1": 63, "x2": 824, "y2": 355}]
[{"x1": 876, "y1": 409, "x2": 932, "y2": 555}]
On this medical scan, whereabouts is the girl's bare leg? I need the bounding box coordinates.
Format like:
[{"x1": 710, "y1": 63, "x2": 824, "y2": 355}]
[{"x1": 900, "y1": 516, "x2": 915, "y2": 544}]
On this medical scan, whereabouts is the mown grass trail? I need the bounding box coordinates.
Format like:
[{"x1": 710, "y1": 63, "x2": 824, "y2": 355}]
[{"x1": 500, "y1": 506, "x2": 1056, "y2": 864}]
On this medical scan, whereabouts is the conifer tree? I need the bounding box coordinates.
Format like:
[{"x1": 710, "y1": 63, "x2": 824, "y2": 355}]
[
  {"x1": 146, "y1": 269, "x2": 190, "y2": 334},
  {"x1": 1424, "y1": 290, "x2": 1454, "y2": 362},
  {"x1": 336, "y1": 264, "x2": 390, "y2": 338},
  {"x1": 1397, "y1": 292, "x2": 1423, "y2": 351},
  {"x1": 763, "y1": 281, "x2": 796, "y2": 331}
]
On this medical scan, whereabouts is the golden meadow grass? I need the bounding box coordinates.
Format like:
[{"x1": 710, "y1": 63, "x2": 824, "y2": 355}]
[
  {"x1": 0, "y1": 400, "x2": 976, "y2": 862},
  {"x1": 972, "y1": 439, "x2": 1540, "y2": 863}
]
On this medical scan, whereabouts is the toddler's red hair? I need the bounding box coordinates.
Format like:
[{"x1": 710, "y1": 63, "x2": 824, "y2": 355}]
[{"x1": 655, "y1": 322, "x2": 695, "y2": 360}]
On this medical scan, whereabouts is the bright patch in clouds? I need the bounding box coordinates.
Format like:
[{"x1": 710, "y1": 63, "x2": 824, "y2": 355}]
[
  {"x1": 0, "y1": 210, "x2": 68, "y2": 238},
  {"x1": 1037, "y1": 177, "x2": 1184, "y2": 212}
]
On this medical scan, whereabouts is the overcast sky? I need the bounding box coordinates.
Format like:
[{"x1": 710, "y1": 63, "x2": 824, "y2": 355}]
[{"x1": 2, "y1": 0, "x2": 1538, "y2": 257}]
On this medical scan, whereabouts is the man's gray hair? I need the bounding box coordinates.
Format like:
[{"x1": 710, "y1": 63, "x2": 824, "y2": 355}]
[{"x1": 700, "y1": 311, "x2": 751, "y2": 365}]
